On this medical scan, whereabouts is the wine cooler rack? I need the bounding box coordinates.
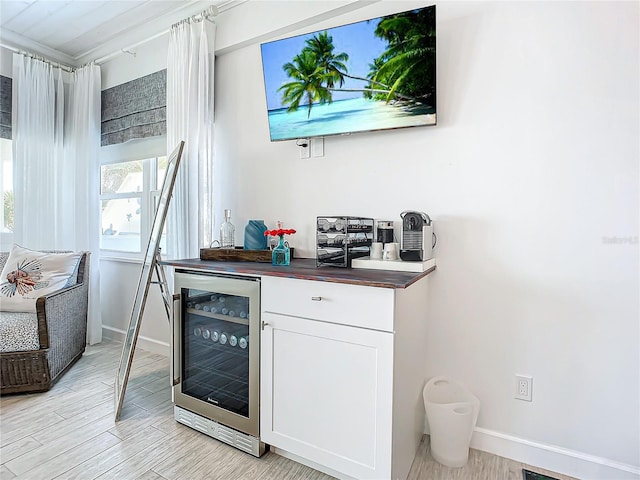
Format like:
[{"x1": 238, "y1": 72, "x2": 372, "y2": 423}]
[{"x1": 316, "y1": 216, "x2": 374, "y2": 268}]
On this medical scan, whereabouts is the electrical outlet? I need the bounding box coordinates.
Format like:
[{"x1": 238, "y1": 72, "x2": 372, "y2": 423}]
[
  {"x1": 298, "y1": 139, "x2": 310, "y2": 159},
  {"x1": 515, "y1": 374, "x2": 532, "y2": 401}
]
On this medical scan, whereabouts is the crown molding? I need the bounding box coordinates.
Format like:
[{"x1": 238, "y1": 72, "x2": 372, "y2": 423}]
[
  {"x1": 0, "y1": 0, "x2": 244, "y2": 68},
  {"x1": 0, "y1": 29, "x2": 78, "y2": 67},
  {"x1": 76, "y1": 0, "x2": 244, "y2": 66}
]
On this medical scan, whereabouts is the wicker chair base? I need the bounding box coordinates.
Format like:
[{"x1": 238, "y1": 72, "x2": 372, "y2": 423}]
[
  {"x1": 0, "y1": 250, "x2": 90, "y2": 396},
  {"x1": 0, "y1": 348, "x2": 84, "y2": 395}
]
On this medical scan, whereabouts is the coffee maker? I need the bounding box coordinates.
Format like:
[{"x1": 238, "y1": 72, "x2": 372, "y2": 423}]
[{"x1": 400, "y1": 211, "x2": 433, "y2": 261}]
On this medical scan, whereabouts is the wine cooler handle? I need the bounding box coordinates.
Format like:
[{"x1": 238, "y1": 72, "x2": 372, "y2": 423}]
[
  {"x1": 311, "y1": 296, "x2": 322, "y2": 301},
  {"x1": 171, "y1": 294, "x2": 181, "y2": 386}
]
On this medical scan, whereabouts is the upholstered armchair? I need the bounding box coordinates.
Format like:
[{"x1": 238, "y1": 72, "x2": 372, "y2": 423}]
[{"x1": 0, "y1": 250, "x2": 90, "y2": 394}]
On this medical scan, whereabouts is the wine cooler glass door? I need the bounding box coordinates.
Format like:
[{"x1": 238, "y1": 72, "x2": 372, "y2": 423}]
[
  {"x1": 184, "y1": 290, "x2": 251, "y2": 416},
  {"x1": 174, "y1": 272, "x2": 260, "y2": 437}
]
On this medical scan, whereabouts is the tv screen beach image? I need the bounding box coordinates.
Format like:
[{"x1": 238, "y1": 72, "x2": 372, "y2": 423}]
[{"x1": 260, "y1": 6, "x2": 436, "y2": 141}]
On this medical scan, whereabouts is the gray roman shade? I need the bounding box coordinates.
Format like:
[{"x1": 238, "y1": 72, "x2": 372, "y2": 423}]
[
  {"x1": 101, "y1": 69, "x2": 166, "y2": 146},
  {"x1": 0, "y1": 75, "x2": 12, "y2": 139}
]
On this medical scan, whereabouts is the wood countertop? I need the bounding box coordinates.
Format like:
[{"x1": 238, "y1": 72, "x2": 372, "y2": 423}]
[{"x1": 161, "y1": 258, "x2": 436, "y2": 289}]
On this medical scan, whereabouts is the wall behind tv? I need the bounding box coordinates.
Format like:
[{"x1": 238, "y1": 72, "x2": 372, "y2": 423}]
[{"x1": 102, "y1": 1, "x2": 638, "y2": 478}]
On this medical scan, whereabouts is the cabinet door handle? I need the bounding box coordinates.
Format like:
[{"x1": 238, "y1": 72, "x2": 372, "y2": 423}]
[
  {"x1": 311, "y1": 296, "x2": 322, "y2": 301},
  {"x1": 261, "y1": 321, "x2": 269, "y2": 330}
]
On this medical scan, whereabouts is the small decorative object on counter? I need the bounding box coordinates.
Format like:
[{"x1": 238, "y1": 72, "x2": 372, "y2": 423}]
[
  {"x1": 220, "y1": 209, "x2": 235, "y2": 248},
  {"x1": 264, "y1": 228, "x2": 296, "y2": 266},
  {"x1": 269, "y1": 220, "x2": 283, "y2": 250},
  {"x1": 244, "y1": 220, "x2": 268, "y2": 250}
]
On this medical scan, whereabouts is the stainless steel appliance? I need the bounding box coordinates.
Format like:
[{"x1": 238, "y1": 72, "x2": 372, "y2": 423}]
[
  {"x1": 172, "y1": 270, "x2": 265, "y2": 456},
  {"x1": 400, "y1": 211, "x2": 434, "y2": 261}
]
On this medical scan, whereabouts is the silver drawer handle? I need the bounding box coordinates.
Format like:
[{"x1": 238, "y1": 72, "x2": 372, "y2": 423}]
[{"x1": 311, "y1": 296, "x2": 323, "y2": 301}]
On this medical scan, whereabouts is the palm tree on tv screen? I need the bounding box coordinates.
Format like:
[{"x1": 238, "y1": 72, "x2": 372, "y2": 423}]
[
  {"x1": 304, "y1": 31, "x2": 348, "y2": 89},
  {"x1": 278, "y1": 8, "x2": 435, "y2": 115},
  {"x1": 278, "y1": 50, "x2": 332, "y2": 118},
  {"x1": 304, "y1": 31, "x2": 389, "y2": 90},
  {"x1": 368, "y1": 8, "x2": 436, "y2": 104}
]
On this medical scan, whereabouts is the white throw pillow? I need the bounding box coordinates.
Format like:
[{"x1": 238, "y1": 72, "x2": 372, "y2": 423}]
[{"x1": 0, "y1": 245, "x2": 82, "y2": 313}]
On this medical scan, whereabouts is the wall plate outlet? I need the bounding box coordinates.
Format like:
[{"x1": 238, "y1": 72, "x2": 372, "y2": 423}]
[
  {"x1": 298, "y1": 138, "x2": 310, "y2": 159},
  {"x1": 310, "y1": 137, "x2": 324, "y2": 157},
  {"x1": 515, "y1": 374, "x2": 533, "y2": 401}
]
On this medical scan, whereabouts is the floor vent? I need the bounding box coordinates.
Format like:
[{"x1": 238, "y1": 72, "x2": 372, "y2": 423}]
[
  {"x1": 174, "y1": 405, "x2": 266, "y2": 457},
  {"x1": 522, "y1": 469, "x2": 560, "y2": 480}
]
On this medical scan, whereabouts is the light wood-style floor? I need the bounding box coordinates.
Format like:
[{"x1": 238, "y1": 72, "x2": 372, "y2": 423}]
[{"x1": 0, "y1": 340, "x2": 576, "y2": 480}]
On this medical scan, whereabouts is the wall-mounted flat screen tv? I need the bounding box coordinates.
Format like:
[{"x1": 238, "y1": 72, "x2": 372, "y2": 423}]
[{"x1": 260, "y1": 5, "x2": 436, "y2": 142}]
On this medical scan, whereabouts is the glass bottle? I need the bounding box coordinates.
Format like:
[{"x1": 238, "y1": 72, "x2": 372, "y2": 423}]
[
  {"x1": 220, "y1": 209, "x2": 235, "y2": 249},
  {"x1": 272, "y1": 235, "x2": 290, "y2": 266}
]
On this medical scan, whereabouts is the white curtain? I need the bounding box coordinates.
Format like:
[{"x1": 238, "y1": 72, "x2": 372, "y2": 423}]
[
  {"x1": 12, "y1": 54, "x2": 65, "y2": 246},
  {"x1": 65, "y1": 63, "x2": 102, "y2": 345},
  {"x1": 12, "y1": 54, "x2": 102, "y2": 345},
  {"x1": 166, "y1": 20, "x2": 215, "y2": 259}
]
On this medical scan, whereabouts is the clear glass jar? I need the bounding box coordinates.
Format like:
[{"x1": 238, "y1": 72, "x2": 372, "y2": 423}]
[{"x1": 220, "y1": 209, "x2": 235, "y2": 248}]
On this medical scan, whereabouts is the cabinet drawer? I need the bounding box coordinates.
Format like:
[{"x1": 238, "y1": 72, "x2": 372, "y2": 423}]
[{"x1": 261, "y1": 276, "x2": 394, "y2": 331}]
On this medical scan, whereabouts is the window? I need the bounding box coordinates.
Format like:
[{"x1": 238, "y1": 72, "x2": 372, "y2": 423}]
[
  {"x1": 100, "y1": 155, "x2": 167, "y2": 256},
  {"x1": 0, "y1": 138, "x2": 13, "y2": 237}
]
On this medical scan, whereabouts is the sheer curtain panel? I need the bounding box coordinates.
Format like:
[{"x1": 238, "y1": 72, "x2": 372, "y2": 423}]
[
  {"x1": 66, "y1": 63, "x2": 102, "y2": 345},
  {"x1": 166, "y1": 20, "x2": 215, "y2": 259},
  {"x1": 12, "y1": 54, "x2": 102, "y2": 345},
  {"x1": 12, "y1": 54, "x2": 65, "y2": 247}
]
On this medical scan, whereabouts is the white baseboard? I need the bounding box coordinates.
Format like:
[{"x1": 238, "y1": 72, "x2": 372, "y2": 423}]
[
  {"x1": 102, "y1": 325, "x2": 169, "y2": 357},
  {"x1": 470, "y1": 427, "x2": 639, "y2": 480},
  {"x1": 424, "y1": 419, "x2": 639, "y2": 480}
]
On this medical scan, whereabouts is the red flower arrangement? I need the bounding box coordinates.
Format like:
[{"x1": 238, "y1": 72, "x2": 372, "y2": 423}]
[{"x1": 264, "y1": 228, "x2": 296, "y2": 237}]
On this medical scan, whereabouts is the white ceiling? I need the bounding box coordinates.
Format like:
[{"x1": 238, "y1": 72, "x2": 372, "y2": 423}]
[{"x1": 0, "y1": 0, "x2": 236, "y2": 67}]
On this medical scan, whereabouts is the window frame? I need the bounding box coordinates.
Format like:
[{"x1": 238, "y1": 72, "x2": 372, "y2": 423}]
[{"x1": 99, "y1": 136, "x2": 167, "y2": 262}]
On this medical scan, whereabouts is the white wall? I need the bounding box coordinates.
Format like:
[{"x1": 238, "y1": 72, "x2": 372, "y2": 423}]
[
  {"x1": 99, "y1": 258, "x2": 170, "y2": 353},
  {"x1": 215, "y1": 0, "x2": 639, "y2": 476},
  {"x1": 99, "y1": 1, "x2": 639, "y2": 477},
  {"x1": 101, "y1": 34, "x2": 168, "y2": 90},
  {"x1": 0, "y1": 47, "x2": 12, "y2": 76}
]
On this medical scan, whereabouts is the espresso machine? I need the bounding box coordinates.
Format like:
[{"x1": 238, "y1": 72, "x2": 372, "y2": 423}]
[{"x1": 400, "y1": 211, "x2": 434, "y2": 261}]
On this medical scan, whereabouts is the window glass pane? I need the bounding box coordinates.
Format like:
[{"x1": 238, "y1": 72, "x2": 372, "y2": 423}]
[
  {"x1": 157, "y1": 156, "x2": 168, "y2": 187},
  {"x1": 100, "y1": 155, "x2": 168, "y2": 256},
  {"x1": 101, "y1": 197, "x2": 141, "y2": 252},
  {"x1": 0, "y1": 138, "x2": 13, "y2": 233},
  {"x1": 101, "y1": 160, "x2": 144, "y2": 195}
]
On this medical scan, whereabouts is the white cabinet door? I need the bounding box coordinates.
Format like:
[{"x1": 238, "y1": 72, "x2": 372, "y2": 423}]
[{"x1": 260, "y1": 311, "x2": 394, "y2": 480}]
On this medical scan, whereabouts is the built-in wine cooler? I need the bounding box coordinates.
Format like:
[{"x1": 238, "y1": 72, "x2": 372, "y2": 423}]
[{"x1": 172, "y1": 270, "x2": 265, "y2": 456}]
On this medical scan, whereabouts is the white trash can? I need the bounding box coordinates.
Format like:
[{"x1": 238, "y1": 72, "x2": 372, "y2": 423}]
[{"x1": 423, "y1": 376, "x2": 480, "y2": 468}]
